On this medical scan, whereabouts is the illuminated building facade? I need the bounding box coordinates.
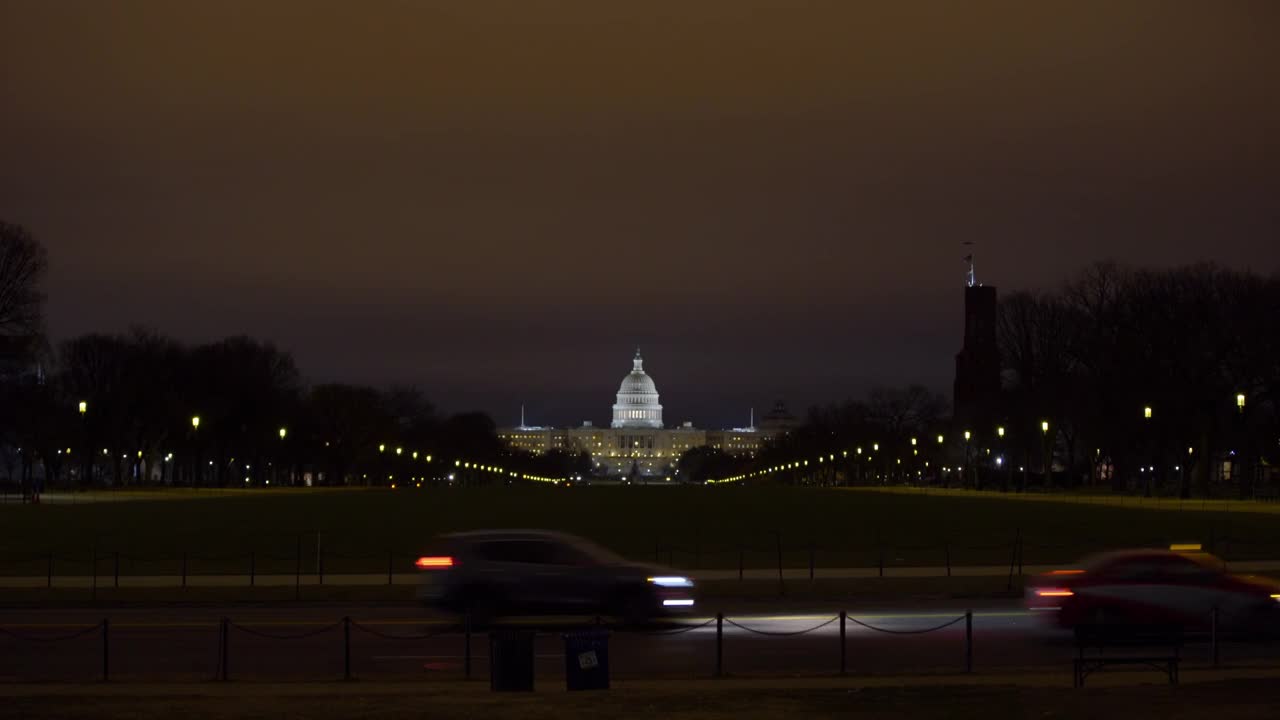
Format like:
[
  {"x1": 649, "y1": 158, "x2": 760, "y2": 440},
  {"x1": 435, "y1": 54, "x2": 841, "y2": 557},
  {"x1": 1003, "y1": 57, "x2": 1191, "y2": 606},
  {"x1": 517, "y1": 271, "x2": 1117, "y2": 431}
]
[{"x1": 497, "y1": 350, "x2": 793, "y2": 477}]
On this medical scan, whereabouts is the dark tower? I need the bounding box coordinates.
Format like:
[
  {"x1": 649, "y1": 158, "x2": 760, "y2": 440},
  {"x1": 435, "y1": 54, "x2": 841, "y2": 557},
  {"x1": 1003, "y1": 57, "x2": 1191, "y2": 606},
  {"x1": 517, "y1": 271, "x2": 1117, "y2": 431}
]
[{"x1": 953, "y1": 284, "x2": 1000, "y2": 425}]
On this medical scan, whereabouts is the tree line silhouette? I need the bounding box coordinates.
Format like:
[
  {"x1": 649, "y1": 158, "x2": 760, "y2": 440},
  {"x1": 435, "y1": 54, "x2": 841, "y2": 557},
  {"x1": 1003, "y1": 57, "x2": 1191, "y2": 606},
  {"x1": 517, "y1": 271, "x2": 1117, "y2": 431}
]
[
  {"x1": 0, "y1": 222, "x2": 584, "y2": 492},
  {"x1": 3, "y1": 220, "x2": 1278, "y2": 496},
  {"x1": 711, "y1": 263, "x2": 1279, "y2": 498}
]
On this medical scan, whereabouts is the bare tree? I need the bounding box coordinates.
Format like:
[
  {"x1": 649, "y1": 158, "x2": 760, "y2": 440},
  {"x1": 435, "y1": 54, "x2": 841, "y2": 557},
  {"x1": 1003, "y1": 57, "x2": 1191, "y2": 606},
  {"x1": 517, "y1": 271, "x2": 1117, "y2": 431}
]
[
  {"x1": 0, "y1": 221, "x2": 48, "y2": 340},
  {"x1": 865, "y1": 385, "x2": 949, "y2": 436}
]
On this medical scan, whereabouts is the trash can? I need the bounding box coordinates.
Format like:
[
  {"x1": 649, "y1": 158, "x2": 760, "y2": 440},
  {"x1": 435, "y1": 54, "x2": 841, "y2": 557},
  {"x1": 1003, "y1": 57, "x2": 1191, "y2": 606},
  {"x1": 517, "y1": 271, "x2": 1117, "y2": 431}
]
[
  {"x1": 563, "y1": 629, "x2": 610, "y2": 691},
  {"x1": 489, "y1": 629, "x2": 535, "y2": 691}
]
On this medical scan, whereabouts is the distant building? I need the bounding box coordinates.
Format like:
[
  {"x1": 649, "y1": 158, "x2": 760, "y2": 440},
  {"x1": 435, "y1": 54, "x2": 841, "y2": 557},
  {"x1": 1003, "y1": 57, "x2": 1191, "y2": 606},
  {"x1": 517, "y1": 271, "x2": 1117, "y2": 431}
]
[
  {"x1": 758, "y1": 400, "x2": 799, "y2": 432},
  {"x1": 953, "y1": 281, "x2": 1000, "y2": 426},
  {"x1": 498, "y1": 349, "x2": 789, "y2": 477}
]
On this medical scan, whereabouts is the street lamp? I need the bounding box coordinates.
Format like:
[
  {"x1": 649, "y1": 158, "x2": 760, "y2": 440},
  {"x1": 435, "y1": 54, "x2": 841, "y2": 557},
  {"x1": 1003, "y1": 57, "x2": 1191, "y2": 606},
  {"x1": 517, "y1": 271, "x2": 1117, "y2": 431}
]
[
  {"x1": 190, "y1": 416, "x2": 202, "y2": 487},
  {"x1": 1138, "y1": 408, "x2": 1155, "y2": 496},
  {"x1": 1040, "y1": 420, "x2": 1051, "y2": 489},
  {"x1": 997, "y1": 426, "x2": 1005, "y2": 438},
  {"x1": 278, "y1": 427, "x2": 287, "y2": 440},
  {"x1": 1237, "y1": 393, "x2": 1246, "y2": 412},
  {"x1": 76, "y1": 401, "x2": 89, "y2": 485}
]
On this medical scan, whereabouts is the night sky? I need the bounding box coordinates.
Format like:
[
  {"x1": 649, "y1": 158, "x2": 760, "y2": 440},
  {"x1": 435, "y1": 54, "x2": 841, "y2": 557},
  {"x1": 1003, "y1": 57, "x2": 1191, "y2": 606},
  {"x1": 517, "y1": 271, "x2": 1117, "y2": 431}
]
[{"x1": 3, "y1": 1, "x2": 1278, "y2": 428}]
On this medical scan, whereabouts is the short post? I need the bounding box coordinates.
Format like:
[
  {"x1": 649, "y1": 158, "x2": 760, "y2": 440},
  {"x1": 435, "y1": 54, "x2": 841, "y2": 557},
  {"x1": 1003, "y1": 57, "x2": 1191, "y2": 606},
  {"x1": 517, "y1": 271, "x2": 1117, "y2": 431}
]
[
  {"x1": 715, "y1": 612, "x2": 724, "y2": 677},
  {"x1": 249, "y1": 552, "x2": 256, "y2": 587},
  {"x1": 91, "y1": 548, "x2": 97, "y2": 601},
  {"x1": 945, "y1": 542, "x2": 951, "y2": 577},
  {"x1": 220, "y1": 617, "x2": 229, "y2": 681},
  {"x1": 47, "y1": 551, "x2": 53, "y2": 588},
  {"x1": 343, "y1": 616, "x2": 352, "y2": 681},
  {"x1": 775, "y1": 533, "x2": 784, "y2": 595},
  {"x1": 877, "y1": 544, "x2": 884, "y2": 578},
  {"x1": 387, "y1": 550, "x2": 394, "y2": 586},
  {"x1": 102, "y1": 618, "x2": 110, "y2": 682},
  {"x1": 654, "y1": 539, "x2": 660, "y2": 563},
  {"x1": 839, "y1": 610, "x2": 847, "y2": 676},
  {"x1": 965, "y1": 610, "x2": 973, "y2": 673},
  {"x1": 737, "y1": 543, "x2": 744, "y2": 581},
  {"x1": 464, "y1": 614, "x2": 472, "y2": 680},
  {"x1": 181, "y1": 552, "x2": 188, "y2": 589},
  {"x1": 294, "y1": 535, "x2": 301, "y2": 600},
  {"x1": 808, "y1": 541, "x2": 815, "y2": 582},
  {"x1": 1211, "y1": 606, "x2": 1219, "y2": 667},
  {"x1": 113, "y1": 552, "x2": 119, "y2": 588},
  {"x1": 1006, "y1": 529, "x2": 1021, "y2": 592}
]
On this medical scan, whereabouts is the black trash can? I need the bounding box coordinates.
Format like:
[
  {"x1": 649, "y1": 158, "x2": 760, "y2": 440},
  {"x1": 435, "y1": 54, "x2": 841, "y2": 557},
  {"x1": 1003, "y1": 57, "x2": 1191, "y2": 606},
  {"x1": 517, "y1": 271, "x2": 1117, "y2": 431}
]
[
  {"x1": 489, "y1": 628, "x2": 535, "y2": 691},
  {"x1": 563, "y1": 629, "x2": 610, "y2": 691}
]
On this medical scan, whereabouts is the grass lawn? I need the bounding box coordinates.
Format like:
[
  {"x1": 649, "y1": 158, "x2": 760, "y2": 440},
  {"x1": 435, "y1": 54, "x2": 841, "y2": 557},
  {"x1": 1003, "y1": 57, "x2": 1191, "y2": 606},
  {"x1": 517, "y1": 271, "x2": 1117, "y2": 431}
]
[{"x1": 1, "y1": 486, "x2": 1278, "y2": 577}]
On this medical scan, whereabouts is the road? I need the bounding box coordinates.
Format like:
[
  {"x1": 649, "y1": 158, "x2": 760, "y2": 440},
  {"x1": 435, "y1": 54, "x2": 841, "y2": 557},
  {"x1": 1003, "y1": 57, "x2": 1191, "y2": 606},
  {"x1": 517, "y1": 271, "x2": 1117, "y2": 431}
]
[
  {"x1": 6, "y1": 560, "x2": 1280, "y2": 587},
  {"x1": 2, "y1": 600, "x2": 1274, "y2": 683}
]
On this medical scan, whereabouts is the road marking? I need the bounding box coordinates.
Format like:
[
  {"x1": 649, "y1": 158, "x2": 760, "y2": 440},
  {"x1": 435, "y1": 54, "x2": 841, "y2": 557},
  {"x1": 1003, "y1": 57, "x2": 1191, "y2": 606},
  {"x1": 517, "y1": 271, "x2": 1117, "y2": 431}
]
[{"x1": 371, "y1": 654, "x2": 561, "y2": 660}]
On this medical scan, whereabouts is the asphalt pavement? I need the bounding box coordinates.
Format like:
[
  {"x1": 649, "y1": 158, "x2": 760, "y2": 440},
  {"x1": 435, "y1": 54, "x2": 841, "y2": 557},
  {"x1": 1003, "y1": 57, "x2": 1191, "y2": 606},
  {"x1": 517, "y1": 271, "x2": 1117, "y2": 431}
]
[
  {"x1": 6, "y1": 560, "x2": 1280, "y2": 588},
  {"x1": 2, "y1": 600, "x2": 1275, "y2": 684}
]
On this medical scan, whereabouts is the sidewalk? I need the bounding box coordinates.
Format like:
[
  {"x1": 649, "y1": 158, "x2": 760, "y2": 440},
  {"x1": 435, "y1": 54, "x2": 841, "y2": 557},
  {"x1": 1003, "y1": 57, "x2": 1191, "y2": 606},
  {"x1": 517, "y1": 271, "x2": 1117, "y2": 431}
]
[
  {"x1": 852, "y1": 486, "x2": 1280, "y2": 515},
  {"x1": 0, "y1": 488, "x2": 363, "y2": 504},
  {"x1": 4, "y1": 667, "x2": 1280, "y2": 694},
  {"x1": 5, "y1": 671, "x2": 1280, "y2": 720},
  {"x1": 5, "y1": 560, "x2": 1279, "y2": 588}
]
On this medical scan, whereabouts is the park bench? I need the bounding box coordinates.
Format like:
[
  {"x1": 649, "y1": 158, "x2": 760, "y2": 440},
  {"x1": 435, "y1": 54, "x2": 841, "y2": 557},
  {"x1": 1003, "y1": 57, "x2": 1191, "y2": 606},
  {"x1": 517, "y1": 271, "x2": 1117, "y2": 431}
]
[{"x1": 1073, "y1": 624, "x2": 1183, "y2": 688}]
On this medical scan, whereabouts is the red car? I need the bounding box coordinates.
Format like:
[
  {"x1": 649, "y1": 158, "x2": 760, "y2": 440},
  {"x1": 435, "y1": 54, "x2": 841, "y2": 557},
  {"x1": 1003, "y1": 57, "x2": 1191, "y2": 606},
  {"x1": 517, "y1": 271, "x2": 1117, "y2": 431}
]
[{"x1": 1027, "y1": 546, "x2": 1280, "y2": 632}]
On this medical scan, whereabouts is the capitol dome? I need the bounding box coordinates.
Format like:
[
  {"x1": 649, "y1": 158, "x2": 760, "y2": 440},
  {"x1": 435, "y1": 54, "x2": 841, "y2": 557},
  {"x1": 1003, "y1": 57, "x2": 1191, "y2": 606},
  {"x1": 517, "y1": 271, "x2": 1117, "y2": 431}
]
[{"x1": 611, "y1": 348, "x2": 663, "y2": 428}]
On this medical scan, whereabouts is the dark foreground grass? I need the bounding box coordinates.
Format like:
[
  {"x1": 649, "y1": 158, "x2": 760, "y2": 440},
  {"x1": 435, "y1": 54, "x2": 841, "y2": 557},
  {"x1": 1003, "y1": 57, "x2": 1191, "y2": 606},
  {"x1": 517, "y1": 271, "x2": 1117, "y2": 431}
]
[
  {"x1": 5, "y1": 677, "x2": 1280, "y2": 720},
  {"x1": 1, "y1": 487, "x2": 1278, "y2": 577}
]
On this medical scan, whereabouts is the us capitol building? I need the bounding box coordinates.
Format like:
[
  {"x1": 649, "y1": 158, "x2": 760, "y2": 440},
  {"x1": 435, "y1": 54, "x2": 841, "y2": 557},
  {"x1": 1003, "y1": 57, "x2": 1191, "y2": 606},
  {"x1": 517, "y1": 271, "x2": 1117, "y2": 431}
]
[{"x1": 498, "y1": 349, "x2": 796, "y2": 477}]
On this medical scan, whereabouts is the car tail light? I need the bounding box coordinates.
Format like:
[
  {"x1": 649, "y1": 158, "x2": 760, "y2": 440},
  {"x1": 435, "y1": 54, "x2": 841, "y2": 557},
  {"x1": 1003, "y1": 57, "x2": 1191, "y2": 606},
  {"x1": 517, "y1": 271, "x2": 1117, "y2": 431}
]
[
  {"x1": 415, "y1": 556, "x2": 454, "y2": 569},
  {"x1": 1035, "y1": 587, "x2": 1074, "y2": 597}
]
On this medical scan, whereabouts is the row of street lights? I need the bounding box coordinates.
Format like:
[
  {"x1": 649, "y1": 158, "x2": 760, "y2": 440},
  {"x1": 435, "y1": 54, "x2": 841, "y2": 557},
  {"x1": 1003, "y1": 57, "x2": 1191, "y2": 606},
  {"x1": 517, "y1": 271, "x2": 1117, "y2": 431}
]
[
  {"x1": 711, "y1": 422, "x2": 1060, "y2": 485},
  {"x1": 75, "y1": 401, "x2": 580, "y2": 487},
  {"x1": 712, "y1": 393, "x2": 1255, "y2": 486}
]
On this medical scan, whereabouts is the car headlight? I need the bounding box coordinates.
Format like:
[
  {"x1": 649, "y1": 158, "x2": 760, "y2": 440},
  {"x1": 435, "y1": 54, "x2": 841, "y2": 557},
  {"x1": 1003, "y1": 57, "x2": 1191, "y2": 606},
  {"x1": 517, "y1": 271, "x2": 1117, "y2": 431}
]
[{"x1": 648, "y1": 576, "x2": 693, "y2": 588}]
